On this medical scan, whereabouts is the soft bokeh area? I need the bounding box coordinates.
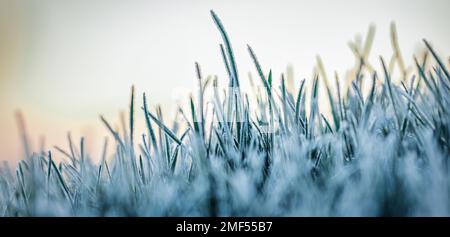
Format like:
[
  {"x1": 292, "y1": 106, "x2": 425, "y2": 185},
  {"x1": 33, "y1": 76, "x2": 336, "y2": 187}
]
[{"x1": 1, "y1": 0, "x2": 449, "y2": 162}]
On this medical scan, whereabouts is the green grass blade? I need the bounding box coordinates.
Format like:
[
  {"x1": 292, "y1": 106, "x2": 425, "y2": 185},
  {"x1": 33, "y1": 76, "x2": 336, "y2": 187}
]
[{"x1": 210, "y1": 10, "x2": 239, "y2": 87}]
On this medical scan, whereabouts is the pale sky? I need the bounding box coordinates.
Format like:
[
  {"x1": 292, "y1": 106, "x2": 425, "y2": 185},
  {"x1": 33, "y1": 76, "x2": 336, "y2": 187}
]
[{"x1": 1, "y1": 0, "x2": 449, "y2": 162}]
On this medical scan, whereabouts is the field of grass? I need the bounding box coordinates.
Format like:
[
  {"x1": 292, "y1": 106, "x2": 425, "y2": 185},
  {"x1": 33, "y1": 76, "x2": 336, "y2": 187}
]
[{"x1": 1, "y1": 10, "x2": 450, "y2": 216}]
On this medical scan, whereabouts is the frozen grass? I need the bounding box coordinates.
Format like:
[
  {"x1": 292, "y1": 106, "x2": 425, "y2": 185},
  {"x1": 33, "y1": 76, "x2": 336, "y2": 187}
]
[{"x1": 1, "y1": 11, "x2": 450, "y2": 216}]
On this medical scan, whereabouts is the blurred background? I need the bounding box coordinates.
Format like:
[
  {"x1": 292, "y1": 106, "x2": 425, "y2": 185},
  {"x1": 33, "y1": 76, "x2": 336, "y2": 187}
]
[{"x1": 1, "y1": 0, "x2": 449, "y2": 163}]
